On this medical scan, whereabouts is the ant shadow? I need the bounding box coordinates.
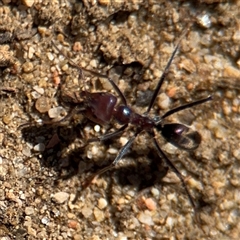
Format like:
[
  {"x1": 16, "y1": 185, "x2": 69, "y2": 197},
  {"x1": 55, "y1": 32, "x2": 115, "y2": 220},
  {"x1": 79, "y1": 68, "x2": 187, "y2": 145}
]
[{"x1": 20, "y1": 119, "x2": 169, "y2": 190}]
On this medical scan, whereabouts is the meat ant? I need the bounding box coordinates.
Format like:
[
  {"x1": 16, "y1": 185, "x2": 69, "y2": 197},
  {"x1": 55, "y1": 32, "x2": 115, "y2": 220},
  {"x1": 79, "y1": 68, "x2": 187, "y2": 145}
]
[{"x1": 50, "y1": 34, "x2": 212, "y2": 215}]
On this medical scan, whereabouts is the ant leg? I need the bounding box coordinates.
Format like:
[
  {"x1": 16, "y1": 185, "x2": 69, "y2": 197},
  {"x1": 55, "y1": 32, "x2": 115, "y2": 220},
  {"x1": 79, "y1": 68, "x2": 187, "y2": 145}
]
[
  {"x1": 81, "y1": 69, "x2": 127, "y2": 106},
  {"x1": 151, "y1": 134, "x2": 197, "y2": 212},
  {"x1": 52, "y1": 41, "x2": 127, "y2": 105},
  {"x1": 18, "y1": 105, "x2": 85, "y2": 130},
  {"x1": 51, "y1": 105, "x2": 85, "y2": 125},
  {"x1": 161, "y1": 95, "x2": 212, "y2": 120},
  {"x1": 146, "y1": 43, "x2": 180, "y2": 114},
  {"x1": 87, "y1": 124, "x2": 128, "y2": 143},
  {"x1": 85, "y1": 131, "x2": 139, "y2": 186},
  {"x1": 146, "y1": 28, "x2": 189, "y2": 114},
  {"x1": 73, "y1": 130, "x2": 140, "y2": 203}
]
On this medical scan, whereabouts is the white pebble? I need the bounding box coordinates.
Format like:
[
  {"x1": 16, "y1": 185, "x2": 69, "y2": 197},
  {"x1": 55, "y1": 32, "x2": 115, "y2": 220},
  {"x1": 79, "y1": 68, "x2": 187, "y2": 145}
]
[
  {"x1": 22, "y1": 0, "x2": 35, "y2": 7},
  {"x1": 48, "y1": 106, "x2": 65, "y2": 118},
  {"x1": 47, "y1": 52, "x2": 54, "y2": 61},
  {"x1": 31, "y1": 91, "x2": 41, "y2": 99},
  {"x1": 33, "y1": 143, "x2": 45, "y2": 152},
  {"x1": 28, "y1": 46, "x2": 35, "y2": 59},
  {"x1": 81, "y1": 207, "x2": 93, "y2": 218},
  {"x1": 89, "y1": 59, "x2": 98, "y2": 68},
  {"x1": 197, "y1": 14, "x2": 211, "y2": 28},
  {"x1": 33, "y1": 85, "x2": 44, "y2": 95},
  {"x1": 52, "y1": 192, "x2": 69, "y2": 204},
  {"x1": 41, "y1": 217, "x2": 49, "y2": 225},
  {"x1": 120, "y1": 137, "x2": 128, "y2": 146},
  {"x1": 138, "y1": 211, "x2": 154, "y2": 225},
  {"x1": 25, "y1": 206, "x2": 35, "y2": 215},
  {"x1": 166, "y1": 216, "x2": 175, "y2": 229},
  {"x1": 91, "y1": 145, "x2": 99, "y2": 155},
  {"x1": 233, "y1": 149, "x2": 240, "y2": 161},
  {"x1": 22, "y1": 147, "x2": 32, "y2": 157},
  {"x1": 158, "y1": 93, "x2": 170, "y2": 109},
  {"x1": 107, "y1": 147, "x2": 118, "y2": 154},
  {"x1": 233, "y1": 30, "x2": 240, "y2": 41},
  {"x1": 151, "y1": 187, "x2": 160, "y2": 197},
  {"x1": 93, "y1": 207, "x2": 105, "y2": 222},
  {"x1": 98, "y1": 198, "x2": 108, "y2": 209},
  {"x1": 94, "y1": 125, "x2": 101, "y2": 132}
]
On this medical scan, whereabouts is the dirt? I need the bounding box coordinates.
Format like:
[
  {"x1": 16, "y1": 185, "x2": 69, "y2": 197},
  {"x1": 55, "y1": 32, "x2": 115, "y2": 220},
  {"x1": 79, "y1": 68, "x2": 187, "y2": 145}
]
[{"x1": 0, "y1": 0, "x2": 239, "y2": 239}]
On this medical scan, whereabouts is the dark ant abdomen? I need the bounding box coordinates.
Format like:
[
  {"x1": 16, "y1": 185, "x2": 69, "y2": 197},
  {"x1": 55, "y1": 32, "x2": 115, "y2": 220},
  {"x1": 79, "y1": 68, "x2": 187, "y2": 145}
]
[
  {"x1": 160, "y1": 123, "x2": 201, "y2": 150},
  {"x1": 81, "y1": 91, "x2": 117, "y2": 125}
]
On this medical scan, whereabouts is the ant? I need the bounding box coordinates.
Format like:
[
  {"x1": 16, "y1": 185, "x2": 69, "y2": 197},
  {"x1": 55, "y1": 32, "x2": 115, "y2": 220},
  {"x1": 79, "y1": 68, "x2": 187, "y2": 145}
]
[
  {"x1": 49, "y1": 33, "x2": 212, "y2": 215},
  {"x1": 51, "y1": 37, "x2": 212, "y2": 213}
]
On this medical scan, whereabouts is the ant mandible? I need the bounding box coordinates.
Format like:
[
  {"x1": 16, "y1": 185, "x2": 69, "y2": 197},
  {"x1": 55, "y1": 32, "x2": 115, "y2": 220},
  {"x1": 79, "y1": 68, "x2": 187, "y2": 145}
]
[{"x1": 52, "y1": 32, "x2": 212, "y2": 213}]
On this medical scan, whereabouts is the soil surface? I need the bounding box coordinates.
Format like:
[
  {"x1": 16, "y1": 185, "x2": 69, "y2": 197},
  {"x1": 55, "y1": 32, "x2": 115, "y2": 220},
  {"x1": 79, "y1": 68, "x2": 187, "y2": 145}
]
[{"x1": 0, "y1": 0, "x2": 239, "y2": 239}]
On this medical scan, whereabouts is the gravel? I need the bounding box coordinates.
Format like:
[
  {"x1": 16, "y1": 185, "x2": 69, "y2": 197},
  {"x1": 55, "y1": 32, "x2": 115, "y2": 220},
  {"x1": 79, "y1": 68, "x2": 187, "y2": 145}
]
[{"x1": 0, "y1": 0, "x2": 239, "y2": 239}]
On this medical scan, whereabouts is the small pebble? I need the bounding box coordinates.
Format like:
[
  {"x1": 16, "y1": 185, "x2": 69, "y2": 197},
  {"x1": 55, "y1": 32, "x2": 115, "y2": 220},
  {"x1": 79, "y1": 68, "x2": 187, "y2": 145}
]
[
  {"x1": 157, "y1": 93, "x2": 170, "y2": 109},
  {"x1": 223, "y1": 66, "x2": 240, "y2": 78},
  {"x1": 98, "y1": 0, "x2": 110, "y2": 5},
  {"x1": 25, "y1": 206, "x2": 35, "y2": 215},
  {"x1": 93, "y1": 207, "x2": 105, "y2": 222},
  {"x1": 22, "y1": 62, "x2": 34, "y2": 73},
  {"x1": 81, "y1": 207, "x2": 93, "y2": 218},
  {"x1": 22, "y1": 147, "x2": 32, "y2": 157},
  {"x1": 47, "y1": 52, "x2": 54, "y2": 61},
  {"x1": 98, "y1": 198, "x2": 108, "y2": 210},
  {"x1": 232, "y1": 30, "x2": 240, "y2": 41},
  {"x1": 46, "y1": 133, "x2": 60, "y2": 148},
  {"x1": 28, "y1": 46, "x2": 35, "y2": 59},
  {"x1": 33, "y1": 143, "x2": 45, "y2": 152},
  {"x1": 22, "y1": 0, "x2": 35, "y2": 7},
  {"x1": 68, "y1": 220, "x2": 79, "y2": 229},
  {"x1": 151, "y1": 187, "x2": 160, "y2": 197},
  {"x1": 33, "y1": 85, "x2": 44, "y2": 95},
  {"x1": 144, "y1": 198, "x2": 157, "y2": 211},
  {"x1": 35, "y1": 96, "x2": 51, "y2": 113},
  {"x1": 89, "y1": 59, "x2": 98, "y2": 68},
  {"x1": 27, "y1": 227, "x2": 37, "y2": 237},
  {"x1": 73, "y1": 41, "x2": 82, "y2": 52},
  {"x1": 107, "y1": 147, "x2": 118, "y2": 154},
  {"x1": 197, "y1": 13, "x2": 211, "y2": 28},
  {"x1": 48, "y1": 106, "x2": 65, "y2": 118},
  {"x1": 179, "y1": 58, "x2": 196, "y2": 73},
  {"x1": 166, "y1": 216, "x2": 175, "y2": 229},
  {"x1": 233, "y1": 149, "x2": 240, "y2": 161},
  {"x1": 138, "y1": 211, "x2": 154, "y2": 225},
  {"x1": 2, "y1": 114, "x2": 12, "y2": 125},
  {"x1": 52, "y1": 192, "x2": 69, "y2": 204},
  {"x1": 94, "y1": 125, "x2": 100, "y2": 132},
  {"x1": 41, "y1": 217, "x2": 49, "y2": 225},
  {"x1": 31, "y1": 91, "x2": 41, "y2": 99}
]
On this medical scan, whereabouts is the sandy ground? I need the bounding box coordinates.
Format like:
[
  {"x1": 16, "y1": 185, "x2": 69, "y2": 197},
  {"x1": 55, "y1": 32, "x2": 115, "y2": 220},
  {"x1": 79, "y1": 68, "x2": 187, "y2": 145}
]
[{"x1": 0, "y1": 0, "x2": 239, "y2": 239}]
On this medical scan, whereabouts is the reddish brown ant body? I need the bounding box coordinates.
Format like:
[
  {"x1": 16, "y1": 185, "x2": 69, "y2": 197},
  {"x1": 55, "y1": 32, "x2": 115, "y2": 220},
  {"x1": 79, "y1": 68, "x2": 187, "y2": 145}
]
[{"x1": 51, "y1": 36, "x2": 212, "y2": 213}]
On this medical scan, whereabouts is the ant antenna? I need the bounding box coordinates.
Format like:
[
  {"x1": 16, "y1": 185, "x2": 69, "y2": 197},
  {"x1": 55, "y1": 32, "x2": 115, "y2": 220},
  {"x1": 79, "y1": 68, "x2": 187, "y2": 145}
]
[
  {"x1": 51, "y1": 41, "x2": 128, "y2": 106},
  {"x1": 146, "y1": 28, "x2": 189, "y2": 114}
]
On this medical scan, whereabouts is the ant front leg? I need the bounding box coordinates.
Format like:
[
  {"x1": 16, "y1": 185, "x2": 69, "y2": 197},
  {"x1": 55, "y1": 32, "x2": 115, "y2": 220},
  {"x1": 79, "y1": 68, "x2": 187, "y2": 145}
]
[
  {"x1": 73, "y1": 130, "x2": 140, "y2": 203},
  {"x1": 151, "y1": 132, "x2": 197, "y2": 213},
  {"x1": 87, "y1": 124, "x2": 128, "y2": 143}
]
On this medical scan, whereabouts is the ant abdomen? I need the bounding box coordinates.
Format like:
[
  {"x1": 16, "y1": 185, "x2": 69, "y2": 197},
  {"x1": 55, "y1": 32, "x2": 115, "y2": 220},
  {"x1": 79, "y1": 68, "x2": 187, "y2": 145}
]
[
  {"x1": 81, "y1": 91, "x2": 117, "y2": 125},
  {"x1": 160, "y1": 123, "x2": 201, "y2": 150}
]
